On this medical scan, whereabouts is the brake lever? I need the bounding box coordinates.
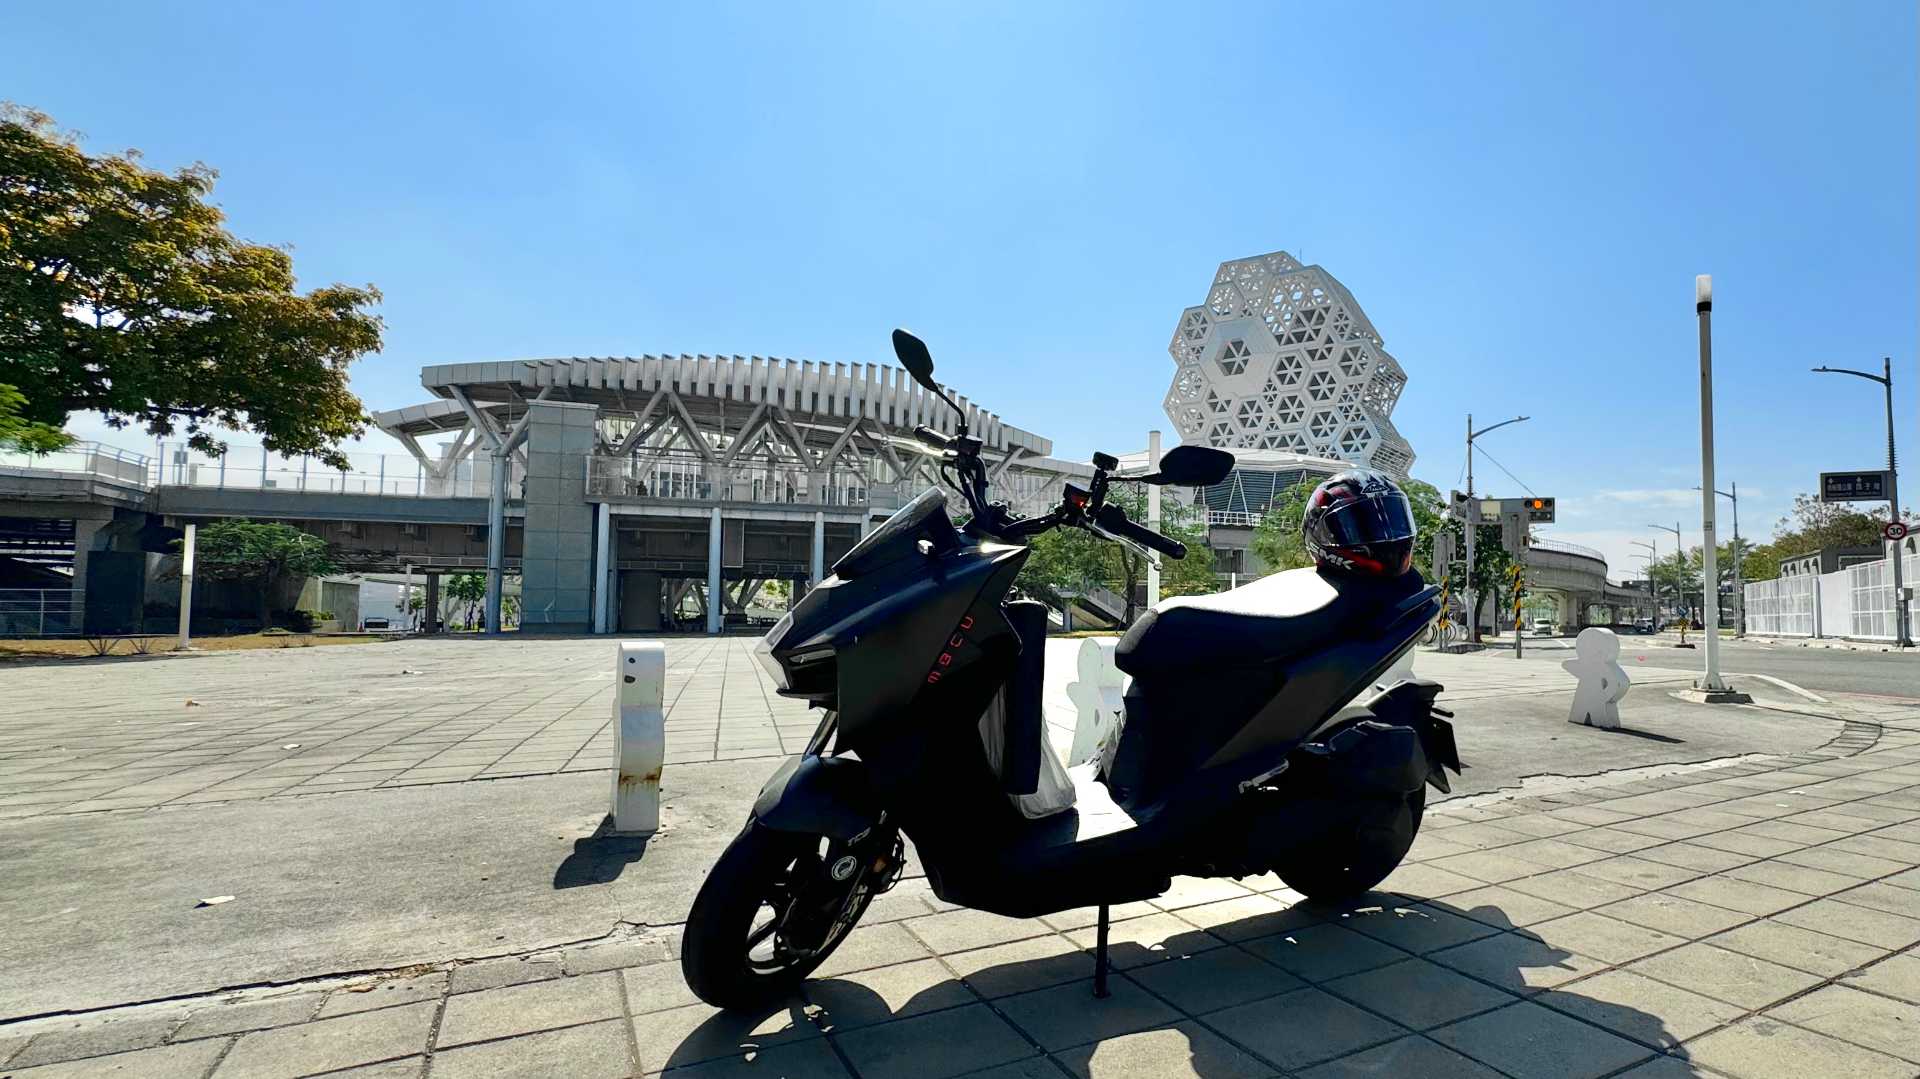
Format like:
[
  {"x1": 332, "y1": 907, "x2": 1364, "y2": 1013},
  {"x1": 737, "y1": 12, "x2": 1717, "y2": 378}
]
[{"x1": 1085, "y1": 520, "x2": 1157, "y2": 563}]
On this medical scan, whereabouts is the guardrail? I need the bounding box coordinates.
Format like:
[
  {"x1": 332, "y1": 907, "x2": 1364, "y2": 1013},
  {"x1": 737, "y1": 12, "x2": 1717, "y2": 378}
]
[
  {"x1": 1528, "y1": 538, "x2": 1607, "y2": 564},
  {"x1": 0, "y1": 588, "x2": 85, "y2": 637},
  {"x1": 153, "y1": 443, "x2": 499, "y2": 498},
  {"x1": 585, "y1": 453, "x2": 878, "y2": 508},
  {"x1": 0, "y1": 443, "x2": 150, "y2": 487}
]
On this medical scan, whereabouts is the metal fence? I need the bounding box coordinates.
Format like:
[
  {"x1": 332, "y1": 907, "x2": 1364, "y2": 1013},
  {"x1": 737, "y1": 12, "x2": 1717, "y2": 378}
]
[
  {"x1": 152, "y1": 443, "x2": 500, "y2": 498},
  {"x1": 1743, "y1": 550, "x2": 1918, "y2": 640},
  {"x1": 0, "y1": 442, "x2": 150, "y2": 487},
  {"x1": 585, "y1": 452, "x2": 877, "y2": 507},
  {"x1": 0, "y1": 589, "x2": 85, "y2": 637}
]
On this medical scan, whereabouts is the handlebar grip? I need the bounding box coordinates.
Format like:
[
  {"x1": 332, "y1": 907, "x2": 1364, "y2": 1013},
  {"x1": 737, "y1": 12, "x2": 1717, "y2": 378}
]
[
  {"x1": 913, "y1": 425, "x2": 955, "y2": 450},
  {"x1": 1094, "y1": 504, "x2": 1186, "y2": 559}
]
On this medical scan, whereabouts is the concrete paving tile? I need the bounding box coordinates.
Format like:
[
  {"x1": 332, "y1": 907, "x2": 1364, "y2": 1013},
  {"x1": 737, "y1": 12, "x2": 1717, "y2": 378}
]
[
  {"x1": 1833, "y1": 880, "x2": 1920, "y2": 920},
  {"x1": 830, "y1": 1002, "x2": 1035, "y2": 1079},
  {"x1": 1706, "y1": 919, "x2": 1887, "y2": 977},
  {"x1": 1768, "y1": 983, "x2": 1920, "y2": 1063},
  {"x1": 940, "y1": 933, "x2": 1088, "y2": 999},
  {"x1": 1501, "y1": 869, "x2": 1642, "y2": 909},
  {"x1": 1378, "y1": 861, "x2": 1487, "y2": 900},
  {"x1": 1685, "y1": 1016, "x2": 1913, "y2": 1079},
  {"x1": 1127, "y1": 944, "x2": 1304, "y2": 1014},
  {"x1": 1688, "y1": 830, "x2": 1803, "y2": 858},
  {"x1": 1490, "y1": 813, "x2": 1591, "y2": 839},
  {"x1": 1054, "y1": 1020, "x2": 1279, "y2": 1079},
  {"x1": 1843, "y1": 952, "x2": 1920, "y2": 1004},
  {"x1": 304, "y1": 1059, "x2": 422, "y2": 1078},
  {"x1": 1203, "y1": 986, "x2": 1407, "y2": 1071},
  {"x1": 1428, "y1": 931, "x2": 1609, "y2": 995},
  {"x1": 1625, "y1": 943, "x2": 1822, "y2": 1010},
  {"x1": 318, "y1": 971, "x2": 448, "y2": 1018},
  {"x1": 1440, "y1": 886, "x2": 1579, "y2": 929},
  {"x1": 1149, "y1": 876, "x2": 1252, "y2": 910},
  {"x1": 1425, "y1": 850, "x2": 1554, "y2": 885},
  {"x1": 1298, "y1": 1034, "x2": 1504, "y2": 1078},
  {"x1": 1664, "y1": 875, "x2": 1809, "y2": 917},
  {"x1": 1430, "y1": 1000, "x2": 1652, "y2": 1079},
  {"x1": 622, "y1": 958, "x2": 702, "y2": 1016},
  {"x1": 650, "y1": 1038, "x2": 852, "y2": 1078},
  {"x1": 447, "y1": 956, "x2": 563, "y2": 995},
  {"x1": 1630, "y1": 841, "x2": 1755, "y2": 874},
  {"x1": 803, "y1": 958, "x2": 975, "y2": 1030},
  {"x1": 998, "y1": 977, "x2": 1180, "y2": 1052},
  {"x1": 1062, "y1": 912, "x2": 1222, "y2": 969},
  {"x1": 4, "y1": 1012, "x2": 185, "y2": 1067},
  {"x1": 1572, "y1": 855, "x2": 1702, "y2": 891},
  {"x1": 1173, "y1": 895, "x2": 1321, "y2": 941},
  {"x1": 630, "y1": 999, "x2": 819, "y2": 1072},
  {"x1": 433, "y1": 1018, "x2": 636, "y2": 1078},
  {"x1": 1720, "y1": 858, "x2": 1867, "y2": 896},
  {"x1": 1341, "y1": 902, "x2": 1501, "y2": 954},
  {"x1": 5, "y1": 1039, "x2": 229, "y2": 1078},
  {"x1": 811, "y1": 921, "x2": 933, "y2": 978},
  {"x1": 212, "y1": 1000, "x2": 435, "y2": 1079},
  {"x1": 1321, "y1": 957, "x2": 1514, "y2": 1030},
  {"x1": 1498, "y1": 837, "x2": 1614, "y2": 870},
  {"x1": 175, "y1": 993, "x2": 324, "y2": 1039},
  {"x1": 1774, "y1": 845, "x2": 1912, "y2": 879},
  {"x1": 1239, "y1": 923, "x2": 1408, "y2": 983},
  {"x1": 1828, "y1": 832, "x2": 1920, "y2": 863},
  {"x1": 1775, "y1": 897, "x2": 1920, "y2": 949},
  {"x1": 436, "y1": 971, "x2": 623, "y2": 1047},
  {"x1": 1526, "y1": 911, "x2": 1687, "y2": 965},
  {"x1": 1599, "y1": 893, "x2": 1751, "y2": 938},
  {"x1": 562, "y1": 937, "x2": 674, "y2": 975},
  {"x1": 1537, "y1": 968, "x2": 1741, "y2": 1045},
  {"x1": 904, "y1": 908, "x2": 1053, "y2": 954}
]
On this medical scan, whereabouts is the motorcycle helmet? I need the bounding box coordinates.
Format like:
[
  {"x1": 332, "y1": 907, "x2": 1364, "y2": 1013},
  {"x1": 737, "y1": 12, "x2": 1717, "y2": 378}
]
[{"x1": 1302, "y1": 469, "x2": 1417, "y2": 576}]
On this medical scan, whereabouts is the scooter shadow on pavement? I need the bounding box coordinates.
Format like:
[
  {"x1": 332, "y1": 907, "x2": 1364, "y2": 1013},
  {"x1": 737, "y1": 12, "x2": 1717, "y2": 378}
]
[{"x1": 653, "y1": 894, "x2": 1700, "y2": 1077}]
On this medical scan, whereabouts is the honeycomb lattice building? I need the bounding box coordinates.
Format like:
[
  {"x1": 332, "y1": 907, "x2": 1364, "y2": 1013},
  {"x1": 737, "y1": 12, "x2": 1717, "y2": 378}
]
[{"x1": 1161, "y1": 251, "x2": 1415, "y2": 479}]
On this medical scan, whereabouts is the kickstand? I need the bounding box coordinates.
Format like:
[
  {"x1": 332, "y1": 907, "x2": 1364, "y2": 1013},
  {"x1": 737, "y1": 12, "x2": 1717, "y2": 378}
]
[{"x1": 1092, "y1": 903, "x2": 1112, "y2": 999}]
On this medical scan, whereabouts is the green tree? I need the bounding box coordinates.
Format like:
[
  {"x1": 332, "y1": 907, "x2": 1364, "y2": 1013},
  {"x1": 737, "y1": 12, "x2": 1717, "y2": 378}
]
[
  {"x1": 1, "y1": 105, "x2": 382, "y2": 468},
  {"x1": 443, "y1": 573, "x2": 488, "y2": 630},
  {"x1": 1014, "y1": 486, "x2": 1214, "y2": 623},
  {"x1": 185, "y1": 520, "x2": 338, "y2": 629},
  {"x1": 1753, "y1": 493, "x2": 1915, "y2": 578},
  {"x1": 1250, "y1": 481, "x2": 1316, "y2": 573},
  {"x1": 0, "y1": 381, "x2": 67, "y2": 451}
]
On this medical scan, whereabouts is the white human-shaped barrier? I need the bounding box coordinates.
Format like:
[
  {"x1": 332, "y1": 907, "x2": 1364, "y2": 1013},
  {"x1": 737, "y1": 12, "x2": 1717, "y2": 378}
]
[
  {"x1": 1065, "y1": 638, "x2": 1126, "y2": 766},
  {"x1": 1563, "y1": 627, "x2": 1631, "y2": 729},
  {"x1": 612, "y1": 641, "x2": 666, "y2": 833}
]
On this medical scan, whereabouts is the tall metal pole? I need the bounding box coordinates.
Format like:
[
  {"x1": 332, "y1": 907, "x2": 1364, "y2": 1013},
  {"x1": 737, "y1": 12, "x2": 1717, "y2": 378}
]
[
  {"x1": 1694, "y1": 276, "x2": 1731, "y2": 691},
  {"x1": 485, "y1": 447, "x2": 506, "y2": 634},
  {"x1": 1730, "y1": 481, "x2": 1743, "y2": 636},
  {"x1": 1883, "y1": 357, "x2": 1909, "y2": 648},
  {"x1": 1146, "y1": 430, "x2": 1163, "y2": 608},
  {"x1": 1463, "y1": 414, "x2": 1475, "y2": 642}
]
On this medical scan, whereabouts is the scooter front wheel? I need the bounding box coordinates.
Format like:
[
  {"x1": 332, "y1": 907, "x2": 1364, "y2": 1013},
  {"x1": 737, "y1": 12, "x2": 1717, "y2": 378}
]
[
  {"x1": 681, "y1": 824, "x2": 880, "y2": 1010},
  {"x1": 1277, "y1": 788, "x2": 1425, "y2": 902}
]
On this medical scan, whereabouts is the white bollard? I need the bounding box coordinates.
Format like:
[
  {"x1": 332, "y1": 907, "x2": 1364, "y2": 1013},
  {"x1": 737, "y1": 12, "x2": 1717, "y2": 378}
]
[
  {"x1": 612, "y1": 641, "x2": 666, "y2": 833},
  {"x1": 1065, "y1": 638, "x2": 1126, "y2": 766},
  {"x1": 1563, "y1": 627, "x2": 1630, "y2": 729}
]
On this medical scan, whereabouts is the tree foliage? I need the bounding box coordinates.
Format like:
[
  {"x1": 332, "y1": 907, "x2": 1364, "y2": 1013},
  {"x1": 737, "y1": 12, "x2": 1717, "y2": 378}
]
[
  {"x1": 1014, "y1": 486, "x2": 1215, "y2": 622},
  {"x1": 0, "y1": 381, "x2": 67, "y2": 451},
  {"x1": 184, "y1": 519, "x2": 338, "y2": 628},
  {"x1": 444, "y1": 572, "x2": 488, "y2": 630},
  {"x1": 0, "y1": 104, "x2": 382, "y2": 468},
  {"x1": 1745, "y1": 493, "x2": 1915, "y2": 581}
]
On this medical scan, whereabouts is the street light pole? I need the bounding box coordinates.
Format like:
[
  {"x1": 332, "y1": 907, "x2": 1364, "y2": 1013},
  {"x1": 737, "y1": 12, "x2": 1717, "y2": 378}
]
[
  {"x1": 1696, "y1": 482, "x2": 1743, "y2": 636},
  {"x1": 1464, "y1": 412, "x2": 1529, "y2": 644},
  {"x1": 1649, "y1": 523, "x2": 1683, "y2": 637},
  {"x1": 1693, "y1": 276, "x2": 1732, "y2": 692},
  {"x1": 1631, "y1": 541, "x2": 1658, "y2": 625},
  {"x1": 1812, "y1": 358, "x2": 1911, "y2": 648}
]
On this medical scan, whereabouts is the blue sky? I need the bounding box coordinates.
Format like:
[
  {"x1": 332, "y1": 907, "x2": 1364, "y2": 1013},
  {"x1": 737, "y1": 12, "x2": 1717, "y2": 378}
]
[{"x1": 11, "y1": 1, "x2": 1915, "y2": 578}]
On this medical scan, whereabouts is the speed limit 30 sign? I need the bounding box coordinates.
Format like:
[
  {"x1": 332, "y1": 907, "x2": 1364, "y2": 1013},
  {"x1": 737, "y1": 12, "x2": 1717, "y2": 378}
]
[{"x1": 1888, "y1": 521, "x2": 1911, "y2": 542}]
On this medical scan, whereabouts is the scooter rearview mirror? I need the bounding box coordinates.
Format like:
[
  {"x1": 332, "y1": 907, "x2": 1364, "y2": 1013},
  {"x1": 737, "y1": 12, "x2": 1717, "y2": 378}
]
[
  {"x1": 892, "y1": 328, "x2": 969, "y2": 434},
  {"x1": 1142, "y1": 445, "x2": 1235, "y2": 486}
]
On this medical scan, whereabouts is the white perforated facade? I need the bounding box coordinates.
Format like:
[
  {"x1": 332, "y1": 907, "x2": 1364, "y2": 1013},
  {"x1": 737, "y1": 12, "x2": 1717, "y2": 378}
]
[{"x1": 1162, "y1": 251, "x2": 1415, "y2": 478}]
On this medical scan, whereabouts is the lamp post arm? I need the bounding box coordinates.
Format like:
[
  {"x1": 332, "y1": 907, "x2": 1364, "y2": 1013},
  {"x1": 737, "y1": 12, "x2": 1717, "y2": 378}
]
[{"x1": 1469, "y1": 415, "x2": 1531, "y2": 443}]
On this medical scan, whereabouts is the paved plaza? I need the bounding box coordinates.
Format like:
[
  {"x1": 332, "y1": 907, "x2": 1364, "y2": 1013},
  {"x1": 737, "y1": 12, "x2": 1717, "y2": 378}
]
[{"x1": 1, "y1": 638, "x2": 1918, "y2": 1077}]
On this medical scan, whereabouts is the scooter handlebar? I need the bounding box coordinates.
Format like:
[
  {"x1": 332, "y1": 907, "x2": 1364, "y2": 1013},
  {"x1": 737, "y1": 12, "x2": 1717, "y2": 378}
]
[{"x1": 1094, "y1": 503, "x2": 1186, "y2": 559}]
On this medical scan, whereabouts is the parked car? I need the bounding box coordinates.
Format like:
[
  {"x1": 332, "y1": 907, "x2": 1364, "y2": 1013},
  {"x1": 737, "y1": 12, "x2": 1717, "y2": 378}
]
[
  {"x1": 1632, "y1": 618, "x2": 1655, "y2": 634},
  {"x1": 1531, "y1": 618, "x2": 1555, "y2": 637}
]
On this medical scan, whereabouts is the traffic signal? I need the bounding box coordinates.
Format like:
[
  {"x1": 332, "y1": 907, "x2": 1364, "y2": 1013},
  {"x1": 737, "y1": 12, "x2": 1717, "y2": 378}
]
[{"x1": 1525, "y1": 497, "x2": 1555, "y2": 523}]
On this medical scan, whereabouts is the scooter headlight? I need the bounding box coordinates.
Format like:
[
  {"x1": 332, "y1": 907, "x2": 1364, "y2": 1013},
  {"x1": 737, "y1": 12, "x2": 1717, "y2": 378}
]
[{"x1": 754, "y1": 613, "x2": 794, "y2": 690}]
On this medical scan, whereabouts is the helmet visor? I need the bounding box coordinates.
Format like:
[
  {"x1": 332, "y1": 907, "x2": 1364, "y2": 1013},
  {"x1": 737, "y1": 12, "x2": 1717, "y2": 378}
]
[{"x1": 1315, "y1": 490, "x2": 1416, "y2": 548}]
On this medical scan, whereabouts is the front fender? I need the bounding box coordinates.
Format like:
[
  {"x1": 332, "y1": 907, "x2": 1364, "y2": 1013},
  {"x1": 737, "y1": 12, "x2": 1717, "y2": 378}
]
[{"x1": 750, "y1": 754, "x2": 882, "y2": 844}]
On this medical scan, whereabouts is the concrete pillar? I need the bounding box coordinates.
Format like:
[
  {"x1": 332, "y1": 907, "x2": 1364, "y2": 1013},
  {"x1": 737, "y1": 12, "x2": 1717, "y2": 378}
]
[
  {"x1": 592, "y1": 502, "x2": 612, "y2": 634},
  {"x1": 706, "y1": 508, "x2": 723, "y2": 635},
  {"x1": 811, "y1": 511, "x2": 826, "y2": 586},
  {"x1": 175, "y1": 523, "x2": 196, "y2": 649},
  {"x1": 485, "y1": 449, "x2": 507, "y2": 634},
  {"x1": 519, "y1": 400, "x2": 600, "y2": 633},
  {"x1": 425, "y1": 573, "x2": 441, "y2": 634}
]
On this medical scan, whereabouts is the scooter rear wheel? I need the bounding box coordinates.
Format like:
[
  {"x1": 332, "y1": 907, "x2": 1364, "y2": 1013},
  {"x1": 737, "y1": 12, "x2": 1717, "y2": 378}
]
[
  {"x1": 1276, "y1": 788, "x2": 1425, "y2": 902},
  {"x1": 681, "y1": 824, "x2": 876, "y2": 1010}
]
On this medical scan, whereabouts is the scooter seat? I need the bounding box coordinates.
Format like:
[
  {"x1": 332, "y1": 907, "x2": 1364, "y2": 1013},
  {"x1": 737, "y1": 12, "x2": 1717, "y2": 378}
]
[{"x1": 1115, "y1": 566, "x2": 1423, "y2": 677}]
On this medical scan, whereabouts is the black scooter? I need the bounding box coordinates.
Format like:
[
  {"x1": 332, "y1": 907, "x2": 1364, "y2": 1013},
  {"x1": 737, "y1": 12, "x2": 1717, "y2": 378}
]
[{"x1": 681, "y1": 330, "x2": 1462, "y2": 1009}]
